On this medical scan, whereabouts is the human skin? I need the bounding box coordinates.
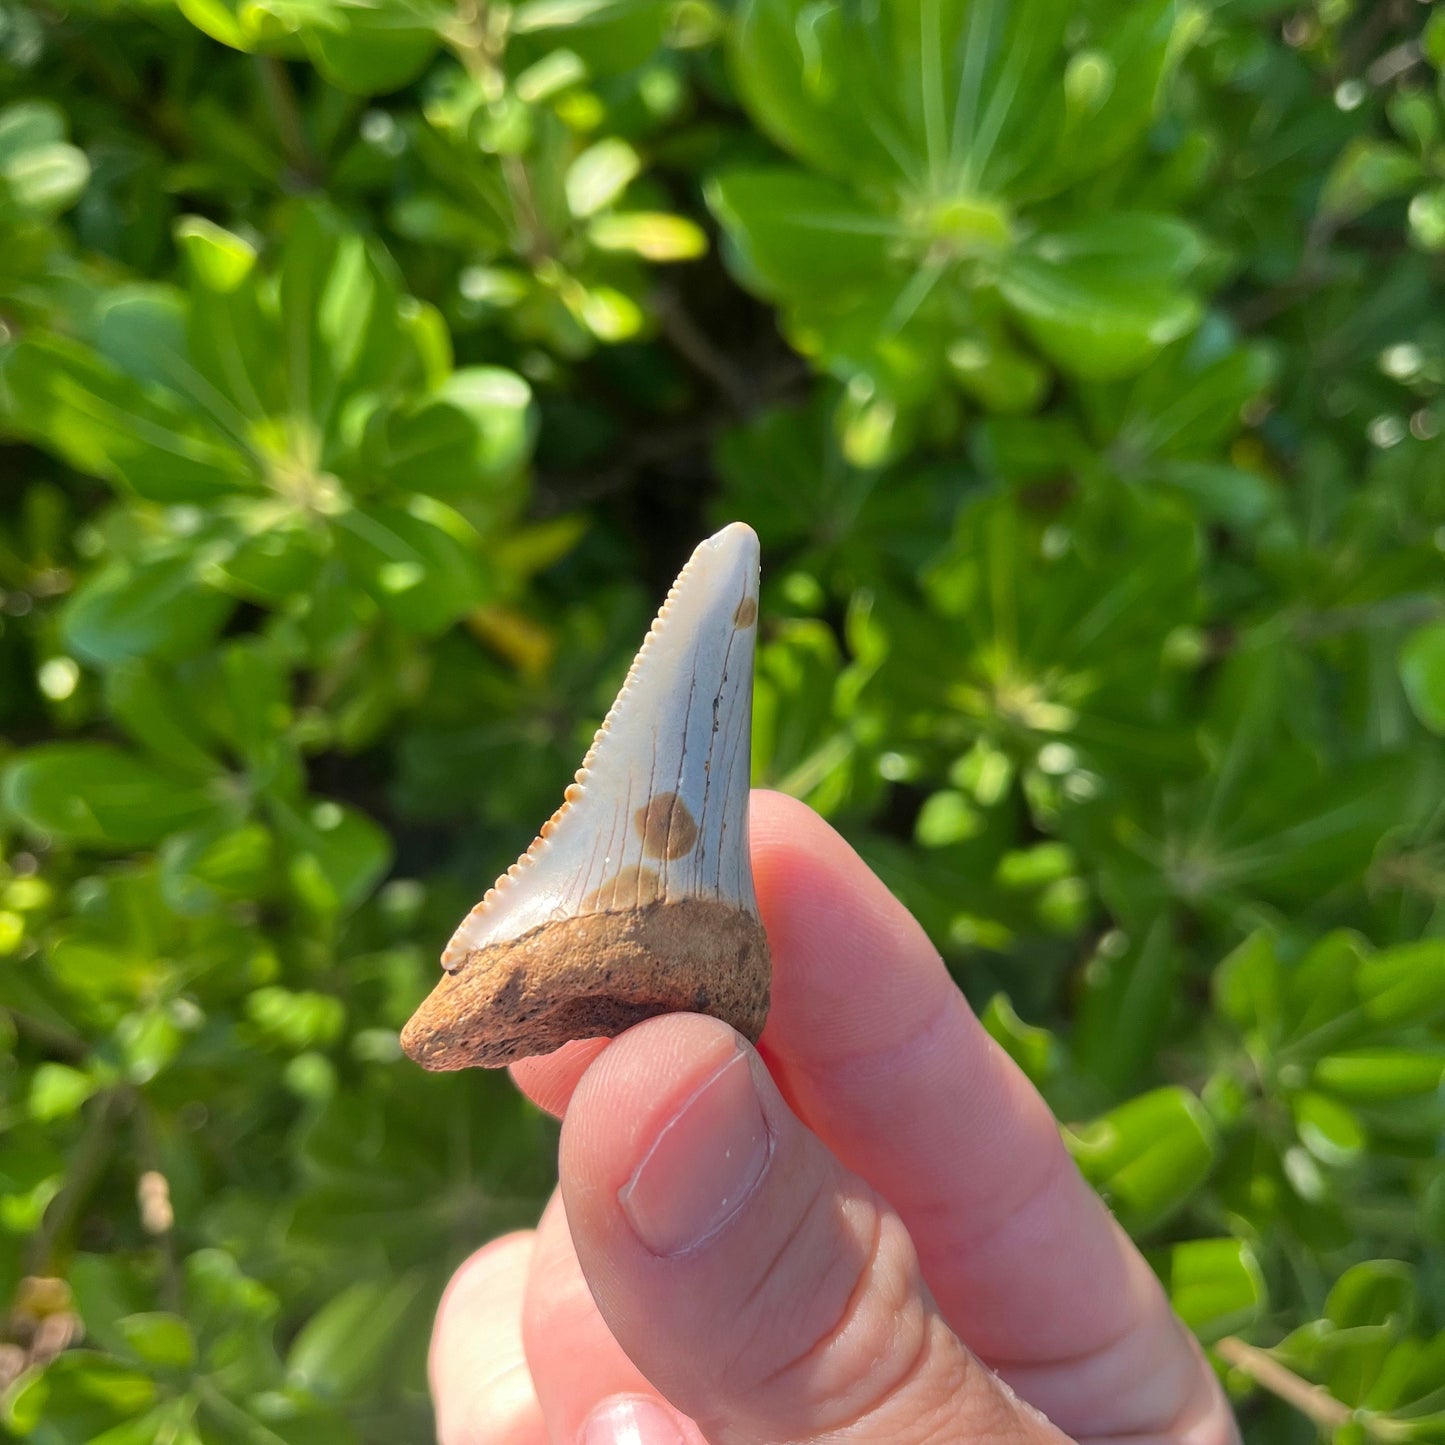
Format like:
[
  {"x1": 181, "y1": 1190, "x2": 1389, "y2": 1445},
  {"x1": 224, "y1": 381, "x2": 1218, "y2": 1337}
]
[{"x1": 427, "y1": 791, "x2": 1241, "y2": 1445}]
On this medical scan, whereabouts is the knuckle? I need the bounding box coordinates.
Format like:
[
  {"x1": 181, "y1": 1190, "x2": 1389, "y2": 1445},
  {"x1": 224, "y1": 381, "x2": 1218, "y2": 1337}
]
[
  {"x1": 431, "y1": 1231, "x2": 543, "y2": 1445},
  {"x1": 1164, "y1": 1371, "x2": 1243, "y2": 1445},
  {"x1": 1023, "y1": 1304, "x2": 1227, "y2": 1444},
  {"x1": 437, "y1": 1360, "x2": 543, "y2": 1445},
  {"x1": 721, "y1": 1183, "x2": 940, "y2": 1434},
  {"x1": 442, "y1": 1232, "x2": 535, "y2": 1310}
]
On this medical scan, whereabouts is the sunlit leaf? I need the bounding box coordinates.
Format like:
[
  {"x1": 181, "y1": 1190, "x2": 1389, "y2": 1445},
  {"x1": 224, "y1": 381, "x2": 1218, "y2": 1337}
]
[{"x1": 3, "y1": 744, "x2": 223, "y2": 847}]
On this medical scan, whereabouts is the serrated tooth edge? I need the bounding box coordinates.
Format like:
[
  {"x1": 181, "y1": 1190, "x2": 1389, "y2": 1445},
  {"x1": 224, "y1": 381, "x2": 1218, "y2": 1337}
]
[{"x1": 439, "y1": 546, "x2": 712, "y2": 973}]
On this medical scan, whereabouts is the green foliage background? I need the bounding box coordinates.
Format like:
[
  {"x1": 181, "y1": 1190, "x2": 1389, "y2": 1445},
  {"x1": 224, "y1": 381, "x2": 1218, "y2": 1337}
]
[{"x1": 1, "y1": 0, "x2": 1444, "y2": 1439}]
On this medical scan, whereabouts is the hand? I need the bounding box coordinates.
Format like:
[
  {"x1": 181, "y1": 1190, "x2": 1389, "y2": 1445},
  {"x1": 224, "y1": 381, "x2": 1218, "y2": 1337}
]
[{"x1": 427, "y1": 792, "x2": 1240, "y2": 1445}]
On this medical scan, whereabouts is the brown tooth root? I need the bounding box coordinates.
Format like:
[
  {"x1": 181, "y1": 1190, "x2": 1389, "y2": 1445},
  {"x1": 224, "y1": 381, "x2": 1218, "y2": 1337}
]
[
  {"x1": 400, "y1": 899, "x2": 770, "y2": 1071},
  {"x1": 403, "y1": 523, "x2": 770, "y2": 1070}
]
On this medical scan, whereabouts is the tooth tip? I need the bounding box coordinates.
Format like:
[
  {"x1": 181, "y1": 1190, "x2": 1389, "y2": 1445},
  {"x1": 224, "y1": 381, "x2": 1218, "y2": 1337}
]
[{"x1": 702, "y1": 520, "x2": 759, "y2": 553}]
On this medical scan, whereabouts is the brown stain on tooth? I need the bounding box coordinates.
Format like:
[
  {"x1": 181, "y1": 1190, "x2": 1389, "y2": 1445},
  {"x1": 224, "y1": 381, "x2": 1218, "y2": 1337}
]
[
  {"x1": 581, "y1": 864, "x2": 662, "y2": 912},
  {"x1": 733, "y1": 595, "x2": 757, "y2": 627},
  {"x1": 634, "y1": 791, "x2": 698, "y2": 860}
]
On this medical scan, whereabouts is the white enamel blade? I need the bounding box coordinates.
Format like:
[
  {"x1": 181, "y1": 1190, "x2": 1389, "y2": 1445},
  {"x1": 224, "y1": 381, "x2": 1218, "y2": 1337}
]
[{"x1": 442, "y1": 522, "x2": 762, "y2": 971}]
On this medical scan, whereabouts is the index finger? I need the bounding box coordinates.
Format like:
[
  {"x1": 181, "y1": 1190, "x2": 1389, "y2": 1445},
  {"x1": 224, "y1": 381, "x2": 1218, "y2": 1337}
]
[{"x1": 512, "y1": 790, "x2": 1233, "y2": 1444}]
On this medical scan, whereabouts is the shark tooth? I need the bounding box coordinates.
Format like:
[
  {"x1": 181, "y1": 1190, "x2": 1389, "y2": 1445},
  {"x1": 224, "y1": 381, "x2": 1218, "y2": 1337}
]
[{"x1": 401, "y1": 522, "x2": 770, "y2": 1070}]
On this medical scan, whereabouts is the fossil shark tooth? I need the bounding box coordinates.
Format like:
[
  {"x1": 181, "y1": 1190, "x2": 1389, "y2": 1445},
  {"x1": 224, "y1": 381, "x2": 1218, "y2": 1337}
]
[{"x1": 401, "y1": 522, "x2": 770, "y2": 1070}]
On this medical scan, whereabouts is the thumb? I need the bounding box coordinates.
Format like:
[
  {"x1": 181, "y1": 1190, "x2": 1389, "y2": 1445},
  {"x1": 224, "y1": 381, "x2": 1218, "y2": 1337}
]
[{"x1": 559, "y1": 1014, "x2": 1070, "y2": 1445}]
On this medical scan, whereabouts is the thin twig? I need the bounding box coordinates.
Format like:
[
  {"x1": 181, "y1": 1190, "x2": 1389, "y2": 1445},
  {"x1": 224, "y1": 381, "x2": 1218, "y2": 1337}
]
[
  {"x1": 535, "y1": 418, "x2": 719, "y2": 510},
  {"x1": 1338, "y1": 0, "x2": 1414, "y2": 85},
  {"x1": 257, "y1": 56, "x2": 318, "y2": 186},
  {"x1": 1294, "y1": 595, "x2": 1445, "y2": 642},
  {"x1": 132, "y1": 1102, "x2": 184, "y2": 1313},
  {"x1": 4, "y1": 1008, "x2": 88, "y2": 1061},
  {"x1": 654, "y1": 288, "x2": 753, "y2": 414},
  {"x1": 1229, "y1": 265, "x2": 1331, "y2": 331},
  {"x1": 24, "y1": 1089, "x2": 128, "y2": 1276},
  {"x1": 447, "y1": 0, "x2": 503, "y2": 81},
  {"x1": 1216, "y1": 1337, "x2": 1353, "y2": 1431},
  {"x1": 1367, "y1": 40, "x2": 1422, "y2": 86},
  {"x1": 445, "y1": 0, "x2": 554, "y2": 263},
  {"x1": 502, "y1": 153, "x2": 554, "y2": 265}
]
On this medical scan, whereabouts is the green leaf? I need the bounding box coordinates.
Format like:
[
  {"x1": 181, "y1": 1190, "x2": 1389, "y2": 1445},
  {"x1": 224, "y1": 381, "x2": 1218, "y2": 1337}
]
[
  {"x1": 1155, "y1": 1238, "x2": 1265, "y2": 1343},
  {"x1": 91, "y1": 1412, "x2": 199, "y2": 1445},
  {"x1": 915, "y1": 790, "x2": 984, "y2": 847},
  {"x1": 946, "y1": 326, "x2": 1049, "y2": 413},
  {"x1": 117, "y1": 1312, "x2": 196, "y2": 1370},
  {"x1": 159, "y1": 821, "x2": 274, "y2": 912},
  {"x1": 511, "y1": 0, "x2": 668, "y2": 74},
  {"x1": 1287, "y1": 932, "x2": 1369, "y2": 1043},
  {"x1": 215, "y1": 640, "x2": 293, "y2": 772},
  {"x1": 0, "y1": 1367, "x2": 48, "y2": 1434},
  {"x1": 730, "y1": 0, "x2": 1178, "y2": 197},
  {"x1": 1071, "y1": 1086, "x2": 1219, "y2": 1234},
  {"x1": 1325, "y1": 1259, "x2": 1414, "y2": 1333},
  {"x1": 298, "y1": 11, "x2": 440, "y2": 95},
  {"x1": 1426, "y1": 7, "x2": 1445, "y2": 68},
  {"x1": 1082, "y1": 329, "x2": 1279, "y2": 466},
  {"x1": 93, "y1": 286, "x2": 190, "y2": 391},
  {"x1": 920, "y1": 479, "x2": 1202, "y2": 776},
  {"x1": 751, "y1": 619, "x2": 853, "y2": 809},
  {"x1": 0, "y1": 336, "x2": 255, "y2": 502},
  {"x1": 980, "y1": 993, "x2": 1059, "y2": 1086},
  {"x1": 1291, "y1": 1091, "x2": 1365, "y2": 1166},
  {"x1": 334, "y1": 500, "x2": 488, "y2": 633},
  {"x1": 999, "y1": 843, "x2": 1080, "y2": 884},
  {"x1": 212, "y1": 508, "x2": 324, "y2": 604},
  {"x1": 0, "y1": 101, "x2": 89, "y2": 220},
  {"x1": 175, "y1": 222, "x2": 277, "y2": 422},
  {"x1": 29, "y1": 1355, "x2": 161, "y2": 1429},
  {"x1": 1076, "y1": 917, "x2": 1182, "y2": 1093},
  {"x1": 0, "y1": 100, "x2": 67, "y2": 156},
  {"x1": 1358, "y1": 941, "x2": 1445, "y2": 1031},
  {"x1": 707, "y1": 169, "x2": 899, "y2": 302},
  {"x1": 1213, "y1": 931, "x2": 1283, "y2": 1036},
  {"x1": 1399, "y1": 621, "x2": 1445, "y2": 734},
  {"x1": 565, "y1": 138, "x2": 640, "y2": 218},
  {"x1": 117, "y1": 1009, "x2": 184, "y2": 1083},
  {"x1": 63, "y1": 551, "x2": 235, "y2": 665},
  {"x1": 286, "y1": 1275, "x2": 426, "y2": 1400},
  {"x1": 28, "y1": 1062, "x2": 96, "y2": 1121},
  {"x1": 246, "y1": 986, "x2": 345, "y2": 1050},
  {"x1": 1411, "y1": 184, "x2": 1445, "y2": 251},
  {"x1": 1312, "y1": 1049, "x2": 1445, "y2": 1102},
  {"x1": 277, "y1": 204, "x2": 404, "y2": 435},
  {"x1": 172, "y1": 0, "x2": 440, "y2": 91},
  {"x1": 173, "y1": 0, "x2": 250, "y2": 49},
  {"x1": 270, "y1": 798, "x2": 392, "y2": 914},
  {"x1": 3, "y1": 744, "x2": 223, "y2": 847},
  {"x1": 998, "y1": 216, "x2": 1202, "y2": 379},
  {"x1": 588, "y1": 212, "x2": 708, "y2": 262},
  {"x1": 185, "y1": 1249, "x2": 278, "y2": 1323},
  {"x1": 365, "y1": 367, "x2": 534, "y2": 496},
  {"x1": 1319, "y1": 139, "x2": 1421, "y2": 222},
  {"x1": 104, "y1": 660, "x2": 220, "y2": 776},
  {"x1": 174, "y1": 216, "x2": 257, "y2": 293}
]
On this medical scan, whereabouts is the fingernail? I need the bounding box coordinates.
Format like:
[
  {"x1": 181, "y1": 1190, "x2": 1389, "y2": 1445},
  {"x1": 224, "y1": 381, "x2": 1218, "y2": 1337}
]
[
  {"x1": 619, "y1": 1047, "x2": 772, "y2": 1256},
  {"x1": 580, "y1": 1394, "x2": 690, "y2": 1445}
]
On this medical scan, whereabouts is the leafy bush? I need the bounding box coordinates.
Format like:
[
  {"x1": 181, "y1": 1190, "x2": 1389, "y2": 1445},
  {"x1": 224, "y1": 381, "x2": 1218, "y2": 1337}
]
[{"x1": 1, "y1": 0, "x2": 1443, "y2": 1440}]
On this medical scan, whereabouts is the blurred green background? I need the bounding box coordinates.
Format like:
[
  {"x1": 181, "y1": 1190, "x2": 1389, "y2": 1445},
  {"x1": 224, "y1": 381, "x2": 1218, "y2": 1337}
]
[{"x1": 2, "y1": 0, "x2": 1444, "y2": 1439}]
